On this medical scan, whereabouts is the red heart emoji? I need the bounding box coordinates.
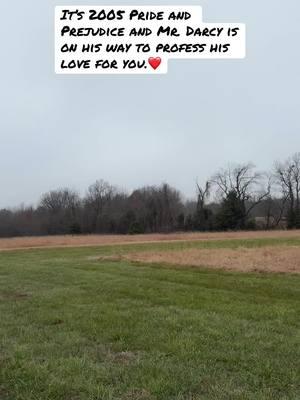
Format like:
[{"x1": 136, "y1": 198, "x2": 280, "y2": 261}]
[{"x1": 148, "y1": 57, "x2": 161, "y2": 70}]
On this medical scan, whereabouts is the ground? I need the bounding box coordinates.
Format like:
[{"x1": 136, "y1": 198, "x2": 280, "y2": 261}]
[
  {"x1": 0, "y1": 232, "x2": 299, "y2": 399},
  {"x1": 2, "y1": 229, "x2": 300, "y2": 251}
]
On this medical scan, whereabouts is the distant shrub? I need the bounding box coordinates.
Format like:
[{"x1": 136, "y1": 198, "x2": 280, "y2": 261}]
[
  {"x1": 128, "y1": 221, "x2": 145, "y2": 235},
  {"x1": 69, "y1": 222, "x2": 82, "y2": 235}
]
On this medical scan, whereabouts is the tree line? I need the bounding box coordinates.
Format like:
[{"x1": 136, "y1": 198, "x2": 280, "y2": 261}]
[{"x1": 1, "y1": 153, "x2": 300, "y2": 237}]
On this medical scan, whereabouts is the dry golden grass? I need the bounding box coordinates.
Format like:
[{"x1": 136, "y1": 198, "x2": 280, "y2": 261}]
[
  {"x1": 121, "y1": 246, "x2": 300, "y2": 274},
  {"x1": 1, "y1": 230, "x2": 300, "y2": 251},
  {"x1": 2, "y1": 231, "x2": 300, "y2": 273}
]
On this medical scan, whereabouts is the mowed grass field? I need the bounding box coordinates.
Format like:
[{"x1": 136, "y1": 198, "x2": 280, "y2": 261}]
[{"x1": 0, "y1": 235, "x2": 300, "y2": 399}]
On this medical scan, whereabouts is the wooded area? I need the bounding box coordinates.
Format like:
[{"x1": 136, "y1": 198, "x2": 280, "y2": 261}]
[{"x1": 1, "y1": 153, "x2": 300, "y2": 237}]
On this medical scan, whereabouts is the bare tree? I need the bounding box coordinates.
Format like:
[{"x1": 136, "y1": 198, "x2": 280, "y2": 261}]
[
  {"x1": 85, "y1": 179, "x2": 116, "y2": 232},
  {"x1": 128, "y1": 184, "x2": 183, "y2": 233},
  {"x1": 193, "y1": 181, "x2": 213, "y2": 231},
  {"x1": 256, "y1": 175, "x2": 287, "y2": 229},
  {"x1": 40, "y1": 188, "x2": 80, "y2": 214},
  {"x1": 212, "y1": 163, "x2": 270, "y2": 228},
  {"x1": 196, "y1": 181, "x2": 210, "y2": 211},
  {"x1": 39, "y1": 188, "x2": 81, "y2": 234},
  {"x1": 274, "y1": 152, "x2": 300, "y2": 228},
  {"x1": 159, "y1": 183, "x2": 183, "y2": 232}
]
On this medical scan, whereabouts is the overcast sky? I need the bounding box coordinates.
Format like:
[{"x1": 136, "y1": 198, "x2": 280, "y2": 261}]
[{"x1": 0, "y1": 0, "x2": 299, "y2": 208}]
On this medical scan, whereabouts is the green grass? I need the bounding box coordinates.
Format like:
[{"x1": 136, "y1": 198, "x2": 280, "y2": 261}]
[{"x1": 0, "y1": 238, "x2": 299, "y2": 399}]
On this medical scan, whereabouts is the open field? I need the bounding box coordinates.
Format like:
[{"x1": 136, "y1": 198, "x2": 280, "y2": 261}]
[
  {"x1": 0, "y1": 235, "x2": 300, "y2": 399},
  {"x1": 1, "y1": 229, "x2": 300, "y2": 251}
]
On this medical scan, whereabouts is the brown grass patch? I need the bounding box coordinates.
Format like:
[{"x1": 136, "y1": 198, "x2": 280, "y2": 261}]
[
  {"x1": 1, "y1": 230, "x2": 300, "y2": 251},
  {"x1": 122, "y1": 246, "x2": 300, "y2": 274},
  {"x1": 124, "y1": 389, "x2": 155, "y2": 400},
  {"x1": 110, "y1": 351, "x2": 139, "y2": 365}
]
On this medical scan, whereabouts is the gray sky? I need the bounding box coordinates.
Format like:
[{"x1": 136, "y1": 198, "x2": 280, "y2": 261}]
[{"x1": 0, "y1": 0, "x2": 299, "y2": 208}]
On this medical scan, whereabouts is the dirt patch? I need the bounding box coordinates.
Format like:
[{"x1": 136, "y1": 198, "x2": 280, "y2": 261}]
[
  {"x1": 121, "y1": 246, "x2": 300, "y2": 274},
  {"x1": 0, "y1": 388, "x2": 9, "y2": 399},
  {"x1": 50, "y1": 318, "x2": 64, "y2": 326},
  {"x1": 1, "y1": 230, "x2": 300, "y2": 251},
  {"x1": 0, "y1": 291, "x2": 30, "y2": 300}
]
